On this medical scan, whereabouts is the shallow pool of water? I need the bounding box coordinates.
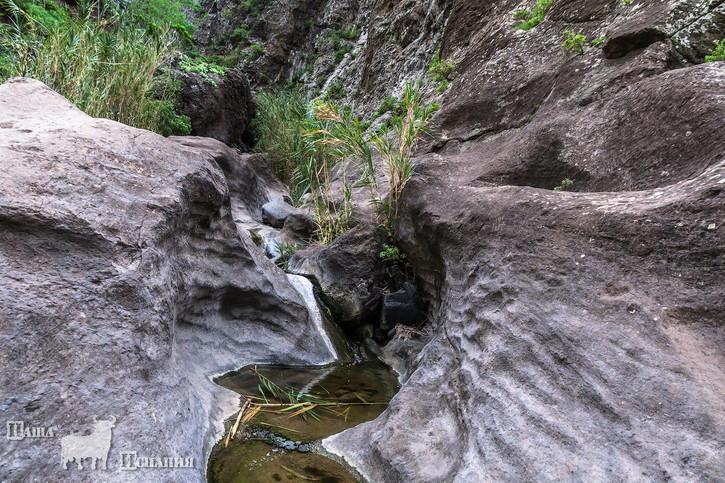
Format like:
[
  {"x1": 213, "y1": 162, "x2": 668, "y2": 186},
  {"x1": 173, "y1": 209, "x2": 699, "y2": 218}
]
[{"x1": 207, "y1": 360, "x2": 400, "y2": 482}]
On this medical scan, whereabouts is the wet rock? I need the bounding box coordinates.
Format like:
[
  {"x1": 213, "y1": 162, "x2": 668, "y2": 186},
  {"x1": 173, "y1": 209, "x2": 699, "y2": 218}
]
[
  {"x1": 289, "y1": 223, "x2": 386, "y2": 329},
  {"x1": 379, "y1": 282, "x2": 428, "y2": 331},
  {"x1": 0, "y1": 78, "x2": 335, "y2": 482},
  {"x1": 297, "y1": 444, "x2": 310, "y2": 453}
]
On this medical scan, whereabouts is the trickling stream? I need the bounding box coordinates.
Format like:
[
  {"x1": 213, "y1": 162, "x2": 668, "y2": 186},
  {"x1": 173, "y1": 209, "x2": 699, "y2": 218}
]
[{"x1": 207, "y1": 360, "x2": 400, "y2": 482}]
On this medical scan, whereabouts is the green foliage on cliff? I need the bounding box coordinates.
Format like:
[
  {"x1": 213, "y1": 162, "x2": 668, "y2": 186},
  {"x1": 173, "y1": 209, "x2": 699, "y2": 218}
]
[
  {"x1": 705, "y1": 39, "x2": 725, "y2": 62},
  {"x1": 427, "y1": 51, "x2": 457, "y2": 93},
  {"x1": 0, "y1": 0, "x2": 192, "y2": 136},
  {"x1": 514, "y1": 0, "x2": 554, "y2": 31},
  {"x1": 561, "y1": 30, "x2": 587, "y2": 55}
]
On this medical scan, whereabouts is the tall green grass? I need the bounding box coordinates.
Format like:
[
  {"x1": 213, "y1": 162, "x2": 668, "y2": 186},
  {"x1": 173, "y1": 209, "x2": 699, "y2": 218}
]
[
  {"x1": 251, "y1": 87, "x2": 310, "y2": 191},
  {"x1": 0, "y1": 0, "x2": 191, "y2": 135},
  {"x1": 252, "y1": 83, "x2": 438, "y2": 243}
]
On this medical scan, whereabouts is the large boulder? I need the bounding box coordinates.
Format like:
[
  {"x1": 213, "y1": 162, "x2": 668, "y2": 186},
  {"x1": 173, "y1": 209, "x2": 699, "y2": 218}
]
[
  {"x1": 173, "y1": 67, "x2": 254, "y2": 148},
  {"x1": 289, "y1": 223, "x2": 386, "y2": 329},
  {"x1": 0, "y1": 78, "x2": 335, "y2": 482}
]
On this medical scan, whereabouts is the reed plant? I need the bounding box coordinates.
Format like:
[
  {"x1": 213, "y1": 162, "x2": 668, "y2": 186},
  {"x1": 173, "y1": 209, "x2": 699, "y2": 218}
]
[{"x1": 0, "y1": 0, "x2": 190, "y2": 135}]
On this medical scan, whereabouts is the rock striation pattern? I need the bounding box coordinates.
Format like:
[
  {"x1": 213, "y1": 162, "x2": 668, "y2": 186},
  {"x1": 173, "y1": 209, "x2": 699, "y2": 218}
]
[
  {"x1": 0, "y1": 78, "x2": 334, "y2": 482},
  {"x1": 324, "y1": 1, "x2": 725, "y2": 481}
]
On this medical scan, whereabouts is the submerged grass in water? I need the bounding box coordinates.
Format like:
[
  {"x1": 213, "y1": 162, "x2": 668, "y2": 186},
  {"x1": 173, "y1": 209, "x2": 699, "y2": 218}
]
[{"x1": 208, "y1": 361, "x2": 400, "y2": 482}]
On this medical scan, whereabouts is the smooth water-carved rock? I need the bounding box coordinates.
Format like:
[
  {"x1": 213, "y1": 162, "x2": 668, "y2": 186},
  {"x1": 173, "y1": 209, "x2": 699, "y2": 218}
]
[
  {"x1": 323, "y1": 1, "x2": 725, "y2": 481},
  {"x1": 290, "y1": 223, "x2": 386, "y2": 330},
  {"x1": 0, "y1": 78, "x2": 334, "y2": 482}
]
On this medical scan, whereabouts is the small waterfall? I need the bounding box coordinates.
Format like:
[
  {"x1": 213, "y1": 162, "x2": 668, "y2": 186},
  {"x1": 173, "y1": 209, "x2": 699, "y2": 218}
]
[{"x1": 287, "y1": 274, "x2": 339, "y2": 361}]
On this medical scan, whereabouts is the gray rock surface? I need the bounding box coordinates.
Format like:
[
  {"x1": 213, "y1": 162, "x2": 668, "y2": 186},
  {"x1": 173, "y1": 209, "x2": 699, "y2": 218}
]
[
  {"x1": 0, "y1": 78, "x2": 334, "y2": 482},
  {"x1": 262, "y1": 198, "x2": 299, "y2": 228},
  {"x1": 323, "y1": 1, "x2": 725, "y2": 481}
]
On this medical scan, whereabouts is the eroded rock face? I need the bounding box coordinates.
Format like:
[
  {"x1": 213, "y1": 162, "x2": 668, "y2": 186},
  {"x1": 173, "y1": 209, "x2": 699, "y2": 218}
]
[
  {"x1": 0, "y1": 78, "x2": 333, "y2": 482},
  {"x1": 324, "y1": 1, "x2": 725, "y2": 481}
]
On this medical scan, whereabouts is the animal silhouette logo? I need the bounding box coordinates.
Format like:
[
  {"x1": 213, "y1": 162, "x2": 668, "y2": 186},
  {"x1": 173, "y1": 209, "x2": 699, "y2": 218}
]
[{"x1": 60, "y1": 415, "x2": 116, "y2": 470}]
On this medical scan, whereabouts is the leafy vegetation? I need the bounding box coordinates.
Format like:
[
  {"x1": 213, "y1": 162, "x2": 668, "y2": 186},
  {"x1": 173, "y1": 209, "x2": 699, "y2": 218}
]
[
  {"x1": 0, "y1": 0, "x2": 192, "y2": 135},
  {"x1": 561, "y1": 30, "x2": 587, "y2": 55},
  {"x1": 553, "y1": 178, "x2": 574, "y2": 191},
  {"x1": 179, "y1": 56, "x2": 226, "y2": 87},
  {"x1": 251, "y1": 82, "x2": 438, "y2": 242},
  {"x1": 325, "y1": 81, "x2": 345, "y2": 100},
  {"x1": 250, "y1": 87, "x2": 309, "y2": 196},
  {"x1": 513, "y1": 0, "x2": 554, "y2": 31},
  {"x1": 591, "y1": 35, "x2": 606, "y2": 46},
  {"x1": 705, "y1": 39, "x2": 725, "y2": 62},
  {"x1": 427, "y1": 50, "x2": 457, "y2": 93},
  {"x1": 618, "y1": 0, "x2": 633, "y2": 7},
  {"x1": 379, "y1": 243, "x2": 405, "y2": 263}
]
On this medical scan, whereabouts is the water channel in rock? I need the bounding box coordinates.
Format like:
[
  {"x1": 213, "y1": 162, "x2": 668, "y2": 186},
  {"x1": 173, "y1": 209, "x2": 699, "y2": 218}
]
[{"x1": 208, "y1": 359, "x2": 400, "y2": 482}]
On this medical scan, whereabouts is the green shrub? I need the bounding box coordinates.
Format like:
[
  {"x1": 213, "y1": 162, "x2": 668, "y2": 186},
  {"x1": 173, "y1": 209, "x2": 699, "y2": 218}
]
[
  {"x1": 335, "y1": 44, "x2": 352, "y2": 62},
  {"x1": 514, "y1": 0, "x2": 554, "y2": 31},
  {"x1": 705, "y1": 39, "x2": 725, "y2": 62},
  {"x1": 553, "y1": 178, "x2": 574, "y2": 191},
  {"x1": 427, "y1": 51, "x2": 457, "y2": 92},
  {"x1": 591, "y1": 35, "x2": 606, "y2": 46},
  {"x1": 379, "y1": 243, "x2": 406, "y2": 263},
  {"x1": 230, "y1": 24, "x2": 249, "y2": 44},
  {"x1": 126, "y1": 0, "x2": 198, "y2": 35},
  {"x1": 325, "y1": 82, "x2": 345, "y2": 100},
  {"x1": 333, "y1": 26, "x2": 358, "y2": 40},
  {"x1": 561, "y1": 30, "x2": 587, "y2": 55},
  {"x1": 242, "y1": 43, "x2": 264, "y2": 60}
]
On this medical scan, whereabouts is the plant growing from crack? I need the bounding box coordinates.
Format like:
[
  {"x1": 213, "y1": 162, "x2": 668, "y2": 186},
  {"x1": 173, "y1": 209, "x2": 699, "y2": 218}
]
[
  {"x1": 561, "y1": 30, "x2": 587, "y2": 56},
  {"x1": 705, "y1": 39, "x2": 725, "y2": 62},
  {"x1": 305, "y1": 81, "x2": 438, "y2": 238},
  {"x1": 553, "y1": 178, "x2": 574, "y2": 191},
  {"x1": 513, "y1": 0, "x2": 554, "y2": 31},
  {"x1": 427, "y1": 50, "x2": 458, "y2": 93}
]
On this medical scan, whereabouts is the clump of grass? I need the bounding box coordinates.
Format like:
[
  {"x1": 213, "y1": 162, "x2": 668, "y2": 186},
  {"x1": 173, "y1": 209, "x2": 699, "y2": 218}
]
[
  {"x1": 514, "y1": 0, "x2": 554, "y2": 31},
  {"x1": 252, "y1": 82, "x2": 438, "y2": 242},
  {"x1": 0, "y1": 0, "x2": 191, "y2": 136},
  {"x1": 250, "y1": 87, "x2": 309, "y2": 194}
]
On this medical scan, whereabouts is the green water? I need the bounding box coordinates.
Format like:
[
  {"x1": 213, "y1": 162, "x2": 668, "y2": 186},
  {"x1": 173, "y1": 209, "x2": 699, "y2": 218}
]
[{"x1": 208, "y1": 361, "x2": 400, "y2": 482}]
